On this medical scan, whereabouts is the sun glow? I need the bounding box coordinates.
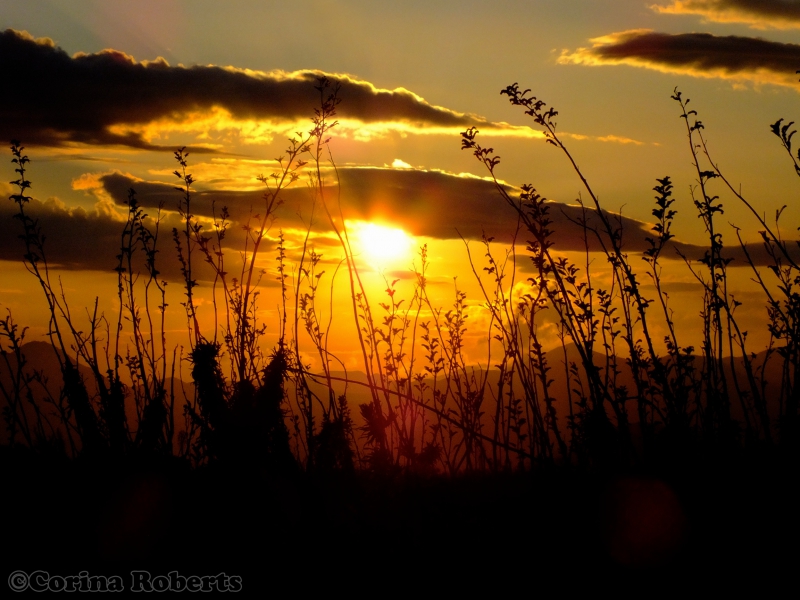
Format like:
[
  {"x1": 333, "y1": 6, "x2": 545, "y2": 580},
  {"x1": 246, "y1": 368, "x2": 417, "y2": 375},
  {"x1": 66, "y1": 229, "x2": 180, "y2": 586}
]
[{"x1": 350, "y1": 221, "x2": 414, "y2": 267}]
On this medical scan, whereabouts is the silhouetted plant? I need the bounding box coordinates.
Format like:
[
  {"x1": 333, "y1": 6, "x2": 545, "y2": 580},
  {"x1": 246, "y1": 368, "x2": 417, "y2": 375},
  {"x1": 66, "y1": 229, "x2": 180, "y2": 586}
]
[
  {"x1": 8, "y1": 71, "x2": 800, "y2": 481},
  {"x1": 8, "y1": 141, "x2": 107, "y2": 456}
]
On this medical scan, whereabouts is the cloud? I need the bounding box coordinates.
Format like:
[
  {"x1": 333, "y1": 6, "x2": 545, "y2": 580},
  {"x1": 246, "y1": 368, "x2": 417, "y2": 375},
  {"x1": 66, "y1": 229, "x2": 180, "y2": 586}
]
[
  {"x1": 0, "y1": 193, "x2": 203, "y2": 281},
  {"x1": 563, "y1": 133, "x2": 646, "y2": 145},
  {"x1": 560, "y1": 29, "x2": 800, "y2": 88},
  {"x1": 0, "y1": 29, "x2": 653, "y2": 151},
  {"x1": 1, "y1": 166, "x2": 791, "y2": 283},
  {"x1": 653, "y1": 1, "x2": 800, "y2": 29},
  {"x1": 0, "y1": 28, "x2": 509, "y2": 151},
  {"x1": 79, "y1": 166, "x2": 788, "y2": 266}
]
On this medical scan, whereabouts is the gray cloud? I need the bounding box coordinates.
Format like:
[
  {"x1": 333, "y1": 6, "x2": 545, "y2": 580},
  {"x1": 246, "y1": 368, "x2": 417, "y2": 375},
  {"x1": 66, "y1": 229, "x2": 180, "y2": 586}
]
[
  {"x1": 0, "y1": 195, "x2": 222, "y2": 283},
  {"x1": 85, "y1": 167, "x2": 786, "y2": 268},
  {"x1": 0, "y1": 28, "x2": 496, "y2": 151},
  {"x1": 1, "y1": 166, "x2": 791, "y2": 285},
  {"x1": 560, "y1": 29, "x2": 800, "y2": 88}
]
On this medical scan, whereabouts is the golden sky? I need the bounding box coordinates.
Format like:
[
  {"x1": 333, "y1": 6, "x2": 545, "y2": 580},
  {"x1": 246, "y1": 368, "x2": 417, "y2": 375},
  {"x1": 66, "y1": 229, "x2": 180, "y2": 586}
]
[{"x1": 2, "y1": 0, "x2": 800, "y2": 365}]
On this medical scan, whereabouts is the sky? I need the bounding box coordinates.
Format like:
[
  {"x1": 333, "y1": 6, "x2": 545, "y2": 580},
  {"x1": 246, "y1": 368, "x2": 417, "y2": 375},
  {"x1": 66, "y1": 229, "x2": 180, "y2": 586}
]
[{"x1": 2, "y1": 0, "x2": 800, "y2": 367}]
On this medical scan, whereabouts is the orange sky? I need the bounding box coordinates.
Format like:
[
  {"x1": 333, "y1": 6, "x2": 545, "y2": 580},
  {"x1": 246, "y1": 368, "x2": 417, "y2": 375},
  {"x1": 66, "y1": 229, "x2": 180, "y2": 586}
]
[{"x1": 2, "y1": 1, "x2": 800, "y2": 372}]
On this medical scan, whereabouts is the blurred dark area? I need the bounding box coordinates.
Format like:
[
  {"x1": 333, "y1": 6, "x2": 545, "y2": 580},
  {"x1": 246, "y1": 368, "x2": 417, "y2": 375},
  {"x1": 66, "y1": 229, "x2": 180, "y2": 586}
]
[{"x1": 2, "y1": 446, "x2": 798, "y2": 593}]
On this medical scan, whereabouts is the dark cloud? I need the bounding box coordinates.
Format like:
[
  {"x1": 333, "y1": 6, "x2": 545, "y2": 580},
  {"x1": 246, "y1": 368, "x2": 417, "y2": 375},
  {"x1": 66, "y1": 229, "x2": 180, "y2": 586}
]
[
  {"x1": 0, "y1": 197, "x2": 121, "y2": 270},
  {"x1": 1, "y1": 167, "x2": 792, "y2": 284},
  {"x1": 90, "y1": 167, "x2": 787, "y2": 267},
  {"x1": 560, "y1": 29, "x2": 800, "y2": 87},
  {"x1": 0, "y1": 28, "x2": 495, "y2": 151},
  {"x1": 0, "y1": 196, "x2": 223, "y2": 283},
  {"x1": 654, "y1": 1, "x2": 800, "y2": 28}
]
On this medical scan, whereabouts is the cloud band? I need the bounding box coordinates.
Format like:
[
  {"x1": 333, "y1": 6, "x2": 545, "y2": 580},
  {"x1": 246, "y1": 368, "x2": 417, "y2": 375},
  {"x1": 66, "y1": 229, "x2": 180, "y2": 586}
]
[
  {"x1": 560, "y1": 29, "x2": 800, "y2": 88},
  {"x1": 0, "y1": 29, "x2": 496, "y2": 151}
]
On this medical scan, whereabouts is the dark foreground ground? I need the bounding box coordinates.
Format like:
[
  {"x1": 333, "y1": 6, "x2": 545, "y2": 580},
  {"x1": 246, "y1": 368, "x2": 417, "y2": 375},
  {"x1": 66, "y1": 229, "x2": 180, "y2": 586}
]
[{"x1": 2, "y1": 447, "x2": 798, "y2": 594}]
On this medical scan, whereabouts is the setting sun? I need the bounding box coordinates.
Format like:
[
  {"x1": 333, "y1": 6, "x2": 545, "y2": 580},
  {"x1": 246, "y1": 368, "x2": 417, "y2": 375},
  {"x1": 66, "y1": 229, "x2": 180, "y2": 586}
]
[{"x1": 350, "y1": 221, "x2": 414, "y2": 267}]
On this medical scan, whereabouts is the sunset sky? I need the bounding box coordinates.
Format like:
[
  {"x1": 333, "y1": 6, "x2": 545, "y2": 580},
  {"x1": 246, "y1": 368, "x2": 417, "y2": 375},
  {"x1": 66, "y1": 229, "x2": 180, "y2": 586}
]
[{"x1": 3, "y1": 0, "x2": 800, "y2": 367}]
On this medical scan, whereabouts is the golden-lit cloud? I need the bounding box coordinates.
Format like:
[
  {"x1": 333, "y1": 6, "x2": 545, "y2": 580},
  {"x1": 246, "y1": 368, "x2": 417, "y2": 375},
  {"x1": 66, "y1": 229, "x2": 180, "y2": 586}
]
[
  {"x1": 146, "y1": 158, "x2": 286, "y2": 192},
  {"x1": 110, "y1": 113, "x2": 552, "y2": 147},
  {"x1": 653, "y1": 1, "x2": 800, "y2": 29},
  {"x1": 565, "y1": 133, "x2": 646, "y2": 145},
  {"x1": 560, "y1": 29, "x2": 800, "y2": 89}
]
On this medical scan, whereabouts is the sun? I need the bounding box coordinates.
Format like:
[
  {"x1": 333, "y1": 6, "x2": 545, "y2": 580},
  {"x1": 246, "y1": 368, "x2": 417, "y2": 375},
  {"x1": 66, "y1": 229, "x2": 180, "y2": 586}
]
[{"x1": 350, "y1": 221, "x2": 414, "y2": 267}]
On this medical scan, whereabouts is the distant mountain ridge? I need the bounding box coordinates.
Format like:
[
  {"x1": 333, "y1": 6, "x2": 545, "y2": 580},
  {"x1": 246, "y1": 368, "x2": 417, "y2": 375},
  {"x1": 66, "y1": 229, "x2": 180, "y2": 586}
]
[{"x1": 1, "y1": 340, "x2": 787, "y2": 448}]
